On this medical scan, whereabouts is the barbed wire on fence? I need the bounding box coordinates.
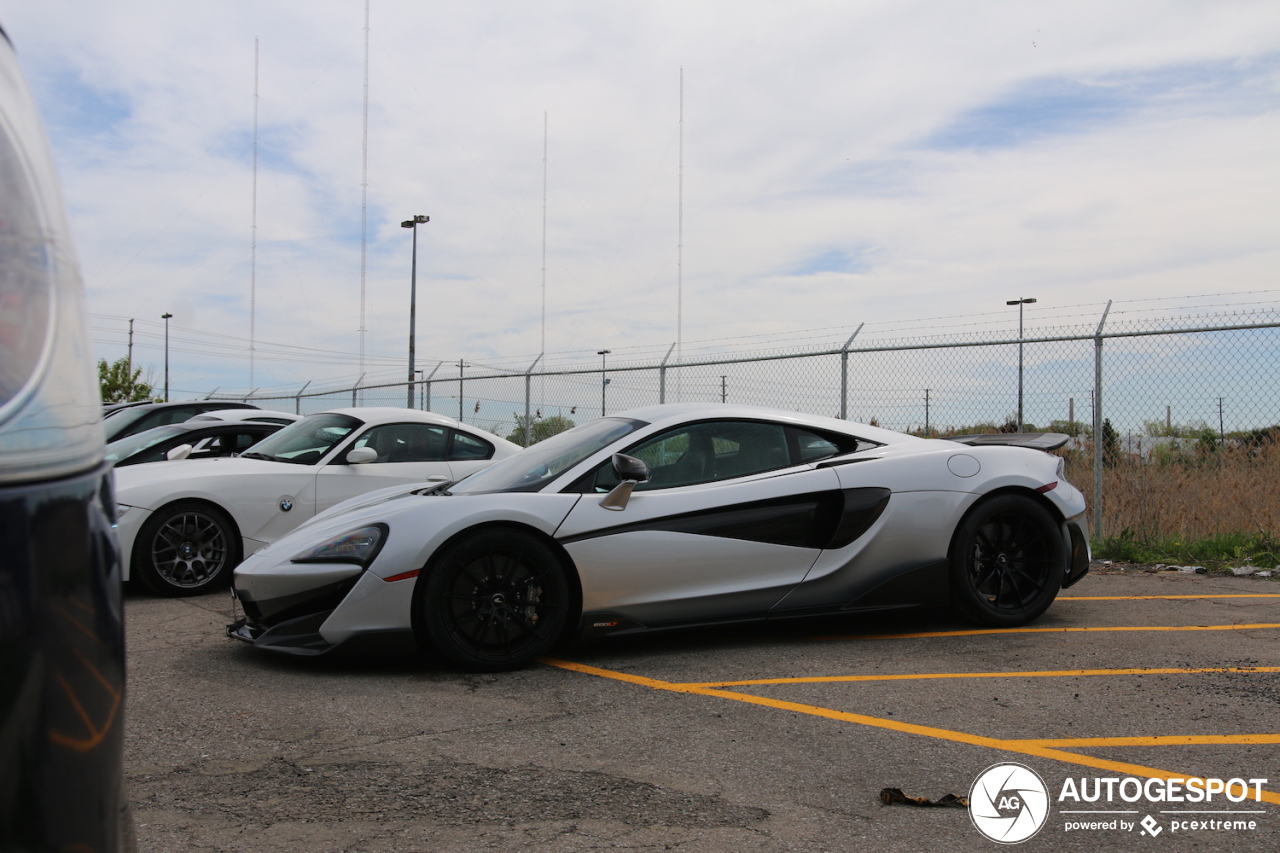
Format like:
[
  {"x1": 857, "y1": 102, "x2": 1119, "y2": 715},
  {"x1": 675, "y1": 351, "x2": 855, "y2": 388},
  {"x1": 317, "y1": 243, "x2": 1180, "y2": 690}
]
[{"x1": 190, "y1": 303, "x2": 1280, "y2": 542}]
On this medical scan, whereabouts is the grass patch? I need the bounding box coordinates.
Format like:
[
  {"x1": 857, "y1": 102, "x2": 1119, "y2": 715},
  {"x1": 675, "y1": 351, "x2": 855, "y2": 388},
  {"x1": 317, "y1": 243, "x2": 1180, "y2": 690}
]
[{"x1": 1094, "y1": 530, "x2": 1280, "y2": 570}]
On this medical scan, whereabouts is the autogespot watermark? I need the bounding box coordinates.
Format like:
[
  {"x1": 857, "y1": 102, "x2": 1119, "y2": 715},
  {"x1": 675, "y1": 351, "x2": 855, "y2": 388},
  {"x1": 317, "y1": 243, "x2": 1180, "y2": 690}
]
[{"x1": 969, "y1": 764, "x2": 1269, "y2": 843}]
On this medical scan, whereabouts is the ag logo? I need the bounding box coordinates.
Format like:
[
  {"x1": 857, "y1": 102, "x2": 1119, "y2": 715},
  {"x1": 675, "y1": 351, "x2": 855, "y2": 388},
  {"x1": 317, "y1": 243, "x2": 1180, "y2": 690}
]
[
  {"x1": 969, "y1": 763, "x2": 1049, "y2": 844},
  {"x1": 279, "y1": 497, "x2": 294, "y2": 512}
]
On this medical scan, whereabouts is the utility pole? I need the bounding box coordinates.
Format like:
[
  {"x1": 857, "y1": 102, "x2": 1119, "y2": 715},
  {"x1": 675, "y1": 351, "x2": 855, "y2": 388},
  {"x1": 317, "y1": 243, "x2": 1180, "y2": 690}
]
[{"x1": 126, "y1": 318, "x2": 134, "y2": 376}]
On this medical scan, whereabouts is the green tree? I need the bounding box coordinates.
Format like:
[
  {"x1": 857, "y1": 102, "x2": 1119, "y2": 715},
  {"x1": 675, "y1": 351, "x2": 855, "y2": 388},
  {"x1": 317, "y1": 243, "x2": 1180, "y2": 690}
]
[
  {"x1": 98, "y1": 357, "x2": 156, "y2": 404},
  {"x1": 1102, "y1": 418, "x2": 1121, "y2": 467},
  {"x1": 506, "y1": 413, "x2": 575, "y2": 447}
]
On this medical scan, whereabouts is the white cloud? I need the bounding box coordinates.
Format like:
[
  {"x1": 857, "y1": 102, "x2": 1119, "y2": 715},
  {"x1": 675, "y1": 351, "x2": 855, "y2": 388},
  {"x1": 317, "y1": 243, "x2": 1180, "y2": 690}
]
[{"x1": 1, "y1": 0, "x2": 1277, "y2": 398}]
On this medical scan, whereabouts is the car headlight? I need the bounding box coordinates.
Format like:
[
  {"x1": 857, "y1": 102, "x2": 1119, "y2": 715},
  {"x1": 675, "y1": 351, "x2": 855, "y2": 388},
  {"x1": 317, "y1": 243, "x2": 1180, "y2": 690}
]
[
  {"x1": 115, "y1": 504, "x2": 134, "y2": 521},
  {"x1": 290, "y1": 524, "x2": 387, "y2": 568}
]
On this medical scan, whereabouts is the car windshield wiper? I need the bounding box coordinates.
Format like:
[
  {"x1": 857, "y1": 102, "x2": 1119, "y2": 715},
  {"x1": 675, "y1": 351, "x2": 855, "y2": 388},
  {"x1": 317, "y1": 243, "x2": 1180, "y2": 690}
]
[{"x1": 239, "y1": 451, "x2": 275, "y2": 461}]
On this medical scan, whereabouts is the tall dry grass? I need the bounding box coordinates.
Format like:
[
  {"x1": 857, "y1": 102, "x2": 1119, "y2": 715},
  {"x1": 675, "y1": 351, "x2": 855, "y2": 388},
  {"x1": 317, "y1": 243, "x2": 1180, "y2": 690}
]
[{"x1": 1063, "y1": 439, "x2": 1280, "y2": 543}]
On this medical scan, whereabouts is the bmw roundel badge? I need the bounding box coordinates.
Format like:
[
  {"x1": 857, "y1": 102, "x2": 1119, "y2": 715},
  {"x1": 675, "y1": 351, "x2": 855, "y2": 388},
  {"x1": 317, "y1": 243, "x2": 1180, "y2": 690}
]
[{"x1": 279, "y1": 498, "x2": 293, "y2": 512}]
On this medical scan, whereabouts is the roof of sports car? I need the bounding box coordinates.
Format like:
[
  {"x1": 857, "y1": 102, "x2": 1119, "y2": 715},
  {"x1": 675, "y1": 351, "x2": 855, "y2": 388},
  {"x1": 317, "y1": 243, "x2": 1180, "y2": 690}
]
[{"x1": 613, "y1": 403, "x2": 919, "y2": 446}]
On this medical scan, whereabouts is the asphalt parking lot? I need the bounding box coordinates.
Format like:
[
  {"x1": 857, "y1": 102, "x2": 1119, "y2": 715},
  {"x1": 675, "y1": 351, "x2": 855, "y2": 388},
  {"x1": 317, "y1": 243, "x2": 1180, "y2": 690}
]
[{"x1": 123, "y1": 568, "x2": 1280, "y2": 852}]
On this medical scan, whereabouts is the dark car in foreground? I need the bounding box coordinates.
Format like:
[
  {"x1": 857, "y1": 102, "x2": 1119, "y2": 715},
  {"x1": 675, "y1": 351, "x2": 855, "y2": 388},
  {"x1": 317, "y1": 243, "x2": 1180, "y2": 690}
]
[{"x1": 0, "y1": 22, "x2": 131, "y2": 851}]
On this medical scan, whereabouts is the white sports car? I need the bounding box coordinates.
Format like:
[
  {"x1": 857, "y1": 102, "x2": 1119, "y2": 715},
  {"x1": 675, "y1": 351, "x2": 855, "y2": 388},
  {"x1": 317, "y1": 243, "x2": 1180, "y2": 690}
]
[
  {"x1": 229, "y1": 404, "x2": 1090, "y2": 671},
  {"x1": 115, "y1": 408, "x2": 521, "y2": 596}
]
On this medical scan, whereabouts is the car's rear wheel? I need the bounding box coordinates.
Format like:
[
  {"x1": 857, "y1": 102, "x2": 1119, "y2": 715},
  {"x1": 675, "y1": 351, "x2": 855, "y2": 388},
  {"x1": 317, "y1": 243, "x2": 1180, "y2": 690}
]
[
  {"x1": 132, "y1": 501, "x2": 241, "y2": 596},
  {"x1": 950, "y1": 494, "x2": 1066, "y2": 626},
  {"x1": 415, "y1": 529, "x2": 569, "y2": 672}
]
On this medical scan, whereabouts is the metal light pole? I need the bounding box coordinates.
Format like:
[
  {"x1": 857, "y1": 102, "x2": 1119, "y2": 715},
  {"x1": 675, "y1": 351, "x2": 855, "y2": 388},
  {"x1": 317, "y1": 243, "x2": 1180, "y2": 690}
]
[
  {"x1": 598, "y1": 349, "x2": 611, "y2": 417},
  {"x1": 1006, "y1": 297, "x2": 1036, "y2": 431},
  {"x1": 161, "y1": 312, "x2": 173, "y2": 402},
  {"x1": 401, "y1": 215, "x2": 428, "y2": 408}
]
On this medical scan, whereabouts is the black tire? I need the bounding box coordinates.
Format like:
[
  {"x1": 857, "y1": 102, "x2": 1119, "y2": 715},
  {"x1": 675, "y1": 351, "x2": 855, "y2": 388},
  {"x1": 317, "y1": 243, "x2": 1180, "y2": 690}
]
[
  {"x1": 132, "y1": 501, "x2": 241, "y2": 597},
  {"x1": 415, "y1": 529, "x2": 570, "y2": 672},
  {"x1": 949, "y1": 494, "x2": 1066, "y2": 627}
]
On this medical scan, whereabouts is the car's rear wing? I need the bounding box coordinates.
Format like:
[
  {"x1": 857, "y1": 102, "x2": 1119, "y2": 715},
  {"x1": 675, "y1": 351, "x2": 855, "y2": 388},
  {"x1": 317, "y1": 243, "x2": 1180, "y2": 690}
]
[{"x1": 942, "y1": 433, "x2": 1071, "y2": 451}]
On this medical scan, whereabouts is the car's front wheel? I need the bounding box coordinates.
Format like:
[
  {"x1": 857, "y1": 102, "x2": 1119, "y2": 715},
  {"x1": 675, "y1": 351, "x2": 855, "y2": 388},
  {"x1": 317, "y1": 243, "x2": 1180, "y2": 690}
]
[
  {"x1": 415, "y1": 529, "x2": 570, "y2": 672},
  {"x1": 949, "y1": 494, "x2": 1066, "y2": 626},
  {"x1": 132, "y1": 501, "x2": 241, "y2": 596}
]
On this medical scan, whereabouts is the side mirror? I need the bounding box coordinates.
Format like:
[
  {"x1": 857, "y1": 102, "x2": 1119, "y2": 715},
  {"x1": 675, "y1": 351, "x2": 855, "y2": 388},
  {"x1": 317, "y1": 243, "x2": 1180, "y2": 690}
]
[
  {"x1": 612, "y1": 453, "x2": 650, "y2": 482},
  {"x1": 599, "y1": 454, "x2": 650, "y2": 511},
  {"x1": 346, "y1": 446, "x2": 378, "y2": 464},
  {"x1": 166, "y1": 444, "x2": 193, "y2": 461}
]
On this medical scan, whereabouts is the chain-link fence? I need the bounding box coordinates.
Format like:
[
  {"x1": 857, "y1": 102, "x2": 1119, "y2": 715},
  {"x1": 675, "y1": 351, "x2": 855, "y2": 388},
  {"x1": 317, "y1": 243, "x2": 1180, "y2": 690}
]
[{"x1": 209, "y1": 304, "x2": 1280, "y2": 544}]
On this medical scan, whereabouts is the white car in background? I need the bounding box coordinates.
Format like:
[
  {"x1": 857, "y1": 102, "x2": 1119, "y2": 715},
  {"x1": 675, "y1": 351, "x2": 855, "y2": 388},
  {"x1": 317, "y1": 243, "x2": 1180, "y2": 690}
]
[{"x1": 115, "y1": 408, "x2": 521, "y2": 596}]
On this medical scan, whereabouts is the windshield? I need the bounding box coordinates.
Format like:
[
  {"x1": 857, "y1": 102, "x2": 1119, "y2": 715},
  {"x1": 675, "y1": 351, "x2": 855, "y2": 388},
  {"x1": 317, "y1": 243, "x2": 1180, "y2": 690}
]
[
  {"x1": 101, "y1": 406, "x2": 154, "y2": 442},
  {"x1": 451, "y1": 417, "x2": 646, "y2": 494},
  {"x1": 103, "y1": 424, "x2": 189, "y2": 465},
  {"x1": 239, "y1": 412, "x2": 361, "y2": 465}
]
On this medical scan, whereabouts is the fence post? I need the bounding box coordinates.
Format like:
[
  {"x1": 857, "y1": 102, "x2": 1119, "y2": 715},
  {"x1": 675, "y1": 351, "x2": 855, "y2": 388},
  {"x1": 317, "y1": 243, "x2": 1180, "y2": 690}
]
[
  {"x1": 295, "y1": 381, "x2": 310, "y2": 415},
  {"x1": 423, "y1": 361, "x2": 443, "y2": 412},
  {"x1": 524, "y1": 354, "x2": 543, "y2": 445},
  {"x1": 352, "y1": 373, "x2": 365, "y2": 407},
  {"x1": 1092, "y1": 301, "x2": 1111, "y2": 540},
  {"x1": 839, "y1": 324, "x2": 863, "y2": 420},
  {"x1": 658, "y1": 342, "x2": 676, "y2": 404}
]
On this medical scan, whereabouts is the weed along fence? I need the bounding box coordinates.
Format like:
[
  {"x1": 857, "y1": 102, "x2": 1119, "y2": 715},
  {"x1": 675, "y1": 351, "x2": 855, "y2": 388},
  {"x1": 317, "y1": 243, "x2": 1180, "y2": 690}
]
[{"x1": 212, "y1": 304, "x2": 1280, "y2": 548}]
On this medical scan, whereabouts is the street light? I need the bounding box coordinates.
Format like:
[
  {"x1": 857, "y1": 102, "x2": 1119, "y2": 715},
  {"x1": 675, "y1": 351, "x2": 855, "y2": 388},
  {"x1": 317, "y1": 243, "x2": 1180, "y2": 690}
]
[
  {"x1": 161, "y1": 312, "x2": 173, "y2": 402},
  {"x1": 401, "y1": 215, "x2": 429, "y2": 408},
  {"x1": 598, "y1": 349, "x2": 611, "y2": 417},
  {"x1": 1006, "y1": 297, "x2": 1037, "y2": 432}
]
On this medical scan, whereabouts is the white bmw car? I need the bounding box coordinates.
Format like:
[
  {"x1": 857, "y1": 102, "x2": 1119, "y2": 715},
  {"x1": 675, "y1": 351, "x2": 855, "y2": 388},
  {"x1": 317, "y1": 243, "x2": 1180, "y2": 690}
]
[
  {"x1": 229, "y1": 404, "x2": 1090, "y2": 671},
  {"x1": 115, "y1": 408, "x2": 521, "y2": 596}
]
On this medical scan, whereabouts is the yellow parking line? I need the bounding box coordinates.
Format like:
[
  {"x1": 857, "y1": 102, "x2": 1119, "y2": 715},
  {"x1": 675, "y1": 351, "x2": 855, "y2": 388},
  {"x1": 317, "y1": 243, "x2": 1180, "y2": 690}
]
[
  {"x1": 1016, "y1": 734, "x2": 1280, "y2": 747},
  {"x1": 542, "y1": 658, "x2": 1280, "y2": 807},
  {"x1": 821, "y1": 623, "x2": 1280, "y2": 640},
  {"x1": 681, "y1": 665, "x2": 1280, "y2": 689},
  {"x1": 1060, "y1": 594, "x2": 1280, "y2": 600}
]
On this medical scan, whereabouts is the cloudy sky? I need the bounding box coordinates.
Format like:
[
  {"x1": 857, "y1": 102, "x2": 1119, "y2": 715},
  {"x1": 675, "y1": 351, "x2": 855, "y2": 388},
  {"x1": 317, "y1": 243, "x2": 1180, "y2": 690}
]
[{"x1": 3, "y1": 1, "x2": 1278, "y2": 398}]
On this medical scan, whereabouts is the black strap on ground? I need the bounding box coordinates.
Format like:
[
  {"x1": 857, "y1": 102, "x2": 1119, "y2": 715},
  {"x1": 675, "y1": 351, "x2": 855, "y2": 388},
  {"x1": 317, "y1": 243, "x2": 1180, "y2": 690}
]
[{"x1": 879, "y1": 788, "x2": 969, "y2": 808}]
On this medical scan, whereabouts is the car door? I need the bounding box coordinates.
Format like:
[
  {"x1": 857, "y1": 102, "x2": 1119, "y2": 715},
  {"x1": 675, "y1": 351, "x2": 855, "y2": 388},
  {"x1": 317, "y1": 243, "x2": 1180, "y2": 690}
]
[
  {"x1": 555, "y1": 419, "x2": 844, "y2": 627},
  {"x1": 313, "y1": 422, "x2": 454, "y2": 513}
]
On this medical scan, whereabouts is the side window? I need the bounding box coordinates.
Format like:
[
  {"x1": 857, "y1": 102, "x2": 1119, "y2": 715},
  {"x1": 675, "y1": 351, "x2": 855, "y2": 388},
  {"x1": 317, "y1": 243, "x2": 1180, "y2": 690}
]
[
  {"x1": 234, "y1": 431, "x2": 264, "y2": 450},
  {"x1": 353, "y1": 424, "x2": 448, "y2": 463},
  {"x1": 186, "y1": 436, "x2": 223, "y2": 460},
  {"x1": 788, "y1": 427, "x2": 877, "y2": 463},
  {"x1": 793, "y1": 429, "x2": 841, "y2": 462},
  {"x1": 592, "y1": 420, "x2": 793, "y2": 492},
  {"x1": 449, "y1": 431, "x2": 494, "y2": 461}
]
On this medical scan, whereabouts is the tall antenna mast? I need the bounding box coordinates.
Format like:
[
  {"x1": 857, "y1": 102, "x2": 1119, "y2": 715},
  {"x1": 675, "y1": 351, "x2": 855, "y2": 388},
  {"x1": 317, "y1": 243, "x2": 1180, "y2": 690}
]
[
  {"x1": 250, "y1": 37, "x2": 259, "y2": 388},
  {"x1": 541, "y1": 111, "x2": 547, "y2": 358},
  {"x1": 358, "y1": 0, "x2": 370, "y2": 388},
  {"x1": 677, "y1": 67, "x2": 684, "y2": 401}
]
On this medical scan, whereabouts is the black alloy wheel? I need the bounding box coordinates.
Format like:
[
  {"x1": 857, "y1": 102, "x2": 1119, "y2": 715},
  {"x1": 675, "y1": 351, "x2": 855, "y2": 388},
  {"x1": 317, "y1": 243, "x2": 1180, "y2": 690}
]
[
  {"x1": 416, "y1": 529, "x2": 570, "y2": 672},
  {"x1": 133, "y1": 501, "x2": 241, "y2": 597},
  {"x1": 949, "y1": 494, "x2": 1066, "y2": 626}
]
